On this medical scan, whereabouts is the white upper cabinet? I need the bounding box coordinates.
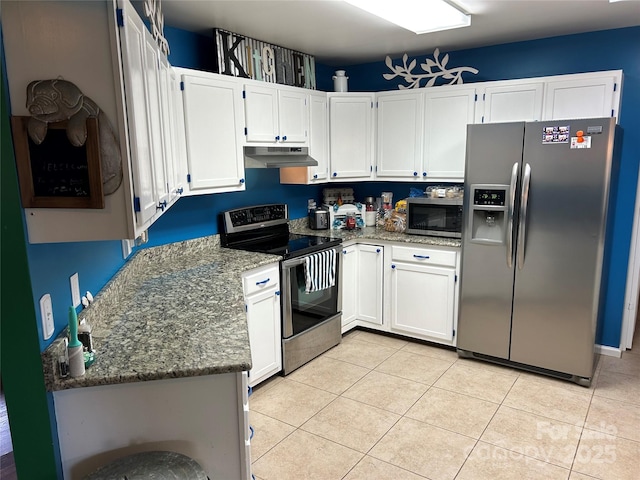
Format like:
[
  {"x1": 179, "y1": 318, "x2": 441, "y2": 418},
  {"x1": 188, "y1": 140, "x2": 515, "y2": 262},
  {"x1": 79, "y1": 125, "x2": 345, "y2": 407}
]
[
  {"x1": 476, "y1": 81, "x2": 544, "y2": 123},
  {"x1": 179, "y1": 70, "x2": 246, "y2": 194},
  {"x1": 328, "y1": 93, "x2": 375, "y2": 181},
  {"x1": 423, "y1": 86, "x2": 476, "y2": 180},
  {"x1": 279, "y1": 91, "x2": 329, "y2": 185},
  {"x1": 375, "y1": 91, "x2": 424, "y2": 180},
  {"x1": 542, "y1": 71, "x2": 622, "y2": 121},
  {"x1": 119, "y1": 0, "x2": 158, "y2": 226},
  {"x1": 243, "y1": 82, "x2": 308, "y2": 144}
]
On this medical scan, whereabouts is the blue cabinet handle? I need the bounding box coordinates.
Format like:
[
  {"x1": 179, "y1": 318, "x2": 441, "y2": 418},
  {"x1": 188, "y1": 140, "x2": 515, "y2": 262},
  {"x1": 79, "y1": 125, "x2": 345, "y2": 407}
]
[
  {"x1": 413, "y1": 254, "x2": 430, "y2": 259},
  {"x1": 240, "y1": 178, "x2": 245, "y2": 184},
  {"x1": 275, "y1": 135, "x2": 280, "y2": 141},
  {"x1": 376, "y1": 248, "x2": 381, "y2": 253},
  {"x1": 333, "y1": 172, "x2": 338, "y2": 177},
  {"x1": 423, "y1": 172, "x2": 427, "y2": 177},
  {"x1": 249, "y1": 425, "x2": 255, "y2": 440},
  {"x1": 391, "y1": 264, "x2": 396, "y2": 269},
  {"x1": 275, "y1": 291, "x2": 280, "y2": 296},
  {"x1": 156, "y1": 200, "x2": 167, "y2": 211},
  {"x1": 413, "y1": 171, "x2": 418, "y2": 176},
  {"x1": 283, "y1": 135, "x2": 287, "y2": 141},
  {"x1": 256, "y1": 278, "x2": 270, "y2": 286},
  {"x1": 343, "y1": 249, "x2": 347, "y2": 254},
  {"x1": 177, "y1": 187, "x2": 184, "y2": 194},
  {"x1": 313, "y1": 174, "x2": 318, "y2": 179},
  {"x1": 247, "y1": 385, "x2": 253, "y2": 397}
]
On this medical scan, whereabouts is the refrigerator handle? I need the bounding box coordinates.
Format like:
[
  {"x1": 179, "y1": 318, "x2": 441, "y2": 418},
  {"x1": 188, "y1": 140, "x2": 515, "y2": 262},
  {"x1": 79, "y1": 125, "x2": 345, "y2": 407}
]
[
  {"x1": 507, "y1": 162, "x2": 518, "y2": 268},
  {"x1": 517, "y1": 163, "x2": 532, "y2": 270}
]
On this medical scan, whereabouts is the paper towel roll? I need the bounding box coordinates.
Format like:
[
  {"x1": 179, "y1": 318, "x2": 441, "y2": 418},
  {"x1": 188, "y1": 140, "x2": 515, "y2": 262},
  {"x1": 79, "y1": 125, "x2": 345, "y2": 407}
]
[{"x1": 68, "y1": 344, "x2": 85, "y2": 377}]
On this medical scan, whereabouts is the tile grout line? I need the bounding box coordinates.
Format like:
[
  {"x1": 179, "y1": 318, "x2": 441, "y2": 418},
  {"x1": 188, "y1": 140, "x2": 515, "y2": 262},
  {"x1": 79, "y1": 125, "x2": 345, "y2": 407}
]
[{"x1": 451, "y1": 368, "x2": 521, "y2": 479}]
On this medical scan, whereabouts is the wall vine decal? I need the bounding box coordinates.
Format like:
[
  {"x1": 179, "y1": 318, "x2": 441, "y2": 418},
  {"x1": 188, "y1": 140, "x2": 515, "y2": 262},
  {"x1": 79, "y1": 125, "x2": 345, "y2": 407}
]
[{"x1": 383, "y1": 48, "x2": 479, "y2": 89}]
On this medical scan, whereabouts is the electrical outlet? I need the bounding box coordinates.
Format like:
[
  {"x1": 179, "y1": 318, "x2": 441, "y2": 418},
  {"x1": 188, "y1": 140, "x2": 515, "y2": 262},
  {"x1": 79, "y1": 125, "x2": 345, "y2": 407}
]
[
  {"x1": 70, "y1": 273, "x2": 81, "y2": 308},
  {"x1": 40, "y1": 294, "x2": 55, "y2": 340}
]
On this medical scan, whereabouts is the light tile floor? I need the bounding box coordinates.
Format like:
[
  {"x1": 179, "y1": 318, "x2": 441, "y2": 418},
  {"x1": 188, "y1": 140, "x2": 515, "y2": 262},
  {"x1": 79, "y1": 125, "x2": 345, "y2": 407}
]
[{"x1": 249, "y1": 328, "x2": 640, "y2": 480}]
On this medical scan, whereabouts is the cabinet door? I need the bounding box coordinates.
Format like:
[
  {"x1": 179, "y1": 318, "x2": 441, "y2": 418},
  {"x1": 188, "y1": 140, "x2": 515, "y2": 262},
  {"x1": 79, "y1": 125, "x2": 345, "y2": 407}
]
[
  {"x1": 118, "y1": 1, "x2": 157, "y2": 225},
  {"x1": 479, "y1": 82, "x2": 544, "y2": 123},
  {"x1": 141, "y1": 33, "x2": 169, "y2": 209},
  {"x1": 167, "y1": 66, "x2": 188, "y2": 199},
  {"x1": 182, "y1": 73, "x2": 246, "y2": 193},
  {"x1": 244, "y1": 83, "x2": 279, "y2": 143},
  {"x1": 341, "y1": 245, "x2": 358, "y2": 329},
  {"x1": 390, "y1": 262, "x2": 455, "y2": 342},
  {"x1": 376, "y1": 91, "x2": 423, "y2": 179},
  {"x1": 308, "y1": 92, "x2": 329, "y2": 182},
  {"x1": 329, "y1": 94, "x2": 375, "y2": 180},
  {"x1": 243, "y1": 265, "x2": 282, "y2": 387},
  {"x1": 424, "y1": 86, "x2": 476, "y2": 180},
  {"x1": 357, "y1": 245, "x2": 383, "y2": 325},
  {"x1": 246, "y1": 287, "x2": 282, "y2": 387},
  {"x1": 278, "y1": 89, "x2": 308, "y2": 143},
  {"x1": 543, "y1": 75, "x2": 616, "y2": 121}
]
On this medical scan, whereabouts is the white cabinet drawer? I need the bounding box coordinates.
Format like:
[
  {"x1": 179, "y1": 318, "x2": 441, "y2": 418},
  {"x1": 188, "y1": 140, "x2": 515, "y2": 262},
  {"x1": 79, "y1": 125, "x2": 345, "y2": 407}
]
[
  {"x1": 243, "y1": 266, "x2": 279, "y2": 296},
  {"x1": 391, "y1": 246, "x2": 456, "y2": 268}
]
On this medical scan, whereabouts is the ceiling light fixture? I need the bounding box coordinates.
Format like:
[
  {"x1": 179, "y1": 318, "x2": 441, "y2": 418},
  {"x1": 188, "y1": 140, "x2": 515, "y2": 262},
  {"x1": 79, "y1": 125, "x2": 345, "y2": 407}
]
[{"x1": 345, "y1": 0, "x2": 471, "y2": 35}]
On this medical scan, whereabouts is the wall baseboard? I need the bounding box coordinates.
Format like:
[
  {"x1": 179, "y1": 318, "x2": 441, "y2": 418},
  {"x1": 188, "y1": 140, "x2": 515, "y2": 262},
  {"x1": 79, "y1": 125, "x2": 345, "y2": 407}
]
[{"x1": 596, "y1": 344, "x2": 622, "y2": 358}]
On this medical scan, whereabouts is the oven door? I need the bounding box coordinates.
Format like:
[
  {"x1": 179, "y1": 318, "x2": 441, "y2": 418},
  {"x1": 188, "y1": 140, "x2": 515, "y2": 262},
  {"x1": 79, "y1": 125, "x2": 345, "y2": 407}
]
[{"x1": 281, "y1": 247, "x2": 342, "y2": 339}]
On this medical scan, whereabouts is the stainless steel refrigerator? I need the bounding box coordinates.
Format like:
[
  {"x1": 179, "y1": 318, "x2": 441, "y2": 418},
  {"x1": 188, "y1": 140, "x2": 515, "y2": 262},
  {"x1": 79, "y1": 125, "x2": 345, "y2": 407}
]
[{"x1": 457, "y1": 118, "x2": 617, "y2": 386}]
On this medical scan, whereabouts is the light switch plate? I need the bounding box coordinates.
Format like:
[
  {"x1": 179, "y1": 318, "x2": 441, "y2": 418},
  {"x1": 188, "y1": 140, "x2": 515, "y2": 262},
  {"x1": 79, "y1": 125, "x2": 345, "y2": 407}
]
[
  {"x1": 70, "y1": 273, "x2": 81, "y2": 308},
  {"x1": 40, "y1": 293, "x2": 55, "y2": 340}
]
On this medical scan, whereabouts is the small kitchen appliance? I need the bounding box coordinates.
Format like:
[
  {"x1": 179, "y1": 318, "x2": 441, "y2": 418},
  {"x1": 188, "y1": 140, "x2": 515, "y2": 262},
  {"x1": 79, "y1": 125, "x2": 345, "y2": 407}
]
[
  {"x1": 406, "y1": 197, "x2": 463, "y2": 237},
  {"x1": 308, "y1": 207, "x2": 329, "y2": 230},
  {"x1": 457, "y1": 118, "x2": 619, "y2": 386},
  {"x1": 219, "y1": 204, "x2": 342, "y2": 375}
]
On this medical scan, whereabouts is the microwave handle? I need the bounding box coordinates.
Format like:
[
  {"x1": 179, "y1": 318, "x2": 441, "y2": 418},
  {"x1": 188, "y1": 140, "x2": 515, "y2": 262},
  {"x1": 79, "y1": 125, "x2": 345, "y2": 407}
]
[{"x1": 507, "y1": 162, "x2": 518, "y2": 269}]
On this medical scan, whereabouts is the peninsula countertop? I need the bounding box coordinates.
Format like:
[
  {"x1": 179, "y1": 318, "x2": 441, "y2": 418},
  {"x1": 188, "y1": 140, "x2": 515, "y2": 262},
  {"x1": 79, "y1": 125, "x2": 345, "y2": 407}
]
[{"x1": 42, "y1": 236, "x2": 281, "y2": 391}]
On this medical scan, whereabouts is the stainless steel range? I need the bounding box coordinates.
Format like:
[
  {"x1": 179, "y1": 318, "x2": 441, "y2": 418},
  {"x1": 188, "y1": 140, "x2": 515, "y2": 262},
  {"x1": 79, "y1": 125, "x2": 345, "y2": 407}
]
[{"x1": 219, "y1": 204, "x2": 342, "y2": 374}]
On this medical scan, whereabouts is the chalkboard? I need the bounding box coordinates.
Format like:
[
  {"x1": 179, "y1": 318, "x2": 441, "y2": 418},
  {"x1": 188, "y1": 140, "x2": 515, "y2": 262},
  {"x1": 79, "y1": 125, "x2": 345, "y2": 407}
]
[{"x1": 11, "y1": 116, "x2": 104, "y2": 209}]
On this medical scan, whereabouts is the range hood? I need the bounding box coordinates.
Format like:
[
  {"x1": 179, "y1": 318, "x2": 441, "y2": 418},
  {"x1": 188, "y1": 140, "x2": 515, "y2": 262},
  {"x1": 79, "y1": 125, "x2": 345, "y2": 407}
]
[{"x1": 244, "y1": 146, "x2": 318, "y2": 168}]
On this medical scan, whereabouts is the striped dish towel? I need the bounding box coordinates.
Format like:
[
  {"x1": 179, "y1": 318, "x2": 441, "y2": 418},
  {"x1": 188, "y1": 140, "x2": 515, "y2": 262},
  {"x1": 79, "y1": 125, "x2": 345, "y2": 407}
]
[{"x1": 304, "y1": 249, "x2": 337, "y2": 293}]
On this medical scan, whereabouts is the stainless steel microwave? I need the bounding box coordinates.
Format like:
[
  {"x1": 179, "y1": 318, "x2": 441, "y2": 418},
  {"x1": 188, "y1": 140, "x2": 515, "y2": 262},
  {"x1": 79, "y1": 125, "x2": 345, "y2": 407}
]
[{"x1": 406, "y1": 197, "x2": 463, "y2": 238}]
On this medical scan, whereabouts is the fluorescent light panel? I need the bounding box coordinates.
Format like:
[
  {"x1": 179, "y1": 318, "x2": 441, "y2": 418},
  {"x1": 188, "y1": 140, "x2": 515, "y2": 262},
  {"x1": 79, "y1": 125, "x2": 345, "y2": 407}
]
[{"x1": 345, "y1": 0, "x2": 471, "y2": 34}]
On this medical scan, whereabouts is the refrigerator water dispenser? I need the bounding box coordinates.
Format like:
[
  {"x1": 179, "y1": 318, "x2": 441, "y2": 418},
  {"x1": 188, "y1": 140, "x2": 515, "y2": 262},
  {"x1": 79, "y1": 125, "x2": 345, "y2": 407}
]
[{"x1": 469, "y1": 185, "x2": 509, "y2": 244}]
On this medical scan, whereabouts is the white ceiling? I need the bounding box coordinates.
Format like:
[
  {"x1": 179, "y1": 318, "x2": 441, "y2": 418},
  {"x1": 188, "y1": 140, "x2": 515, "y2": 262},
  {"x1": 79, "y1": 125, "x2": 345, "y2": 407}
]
[{"x1": 156, "y1": 0, "x2": 640, "y2": 66}]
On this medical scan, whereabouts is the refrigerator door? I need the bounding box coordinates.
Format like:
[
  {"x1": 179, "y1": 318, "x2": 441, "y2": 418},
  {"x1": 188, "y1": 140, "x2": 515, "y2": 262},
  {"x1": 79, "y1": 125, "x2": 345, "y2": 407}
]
[
  {"x1": 510, "y1": 118, "x2": 615, "y2": 377},
  {"x1": 458, "y1": 122, "x2": 525, "y2": 359}
]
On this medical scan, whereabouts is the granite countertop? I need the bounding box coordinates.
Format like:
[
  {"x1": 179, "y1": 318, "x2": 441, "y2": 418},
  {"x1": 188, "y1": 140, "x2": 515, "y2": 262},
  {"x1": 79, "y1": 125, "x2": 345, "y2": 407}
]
[
  {"x1": 43, "y1": 217, "x2": 457, "y2": 392},
  {"x1": 289, "y1": 218, "x2": 461, "y2": 248},
  {"x1": 42, "y1": 236, "x2": 281, "y2": 391}
]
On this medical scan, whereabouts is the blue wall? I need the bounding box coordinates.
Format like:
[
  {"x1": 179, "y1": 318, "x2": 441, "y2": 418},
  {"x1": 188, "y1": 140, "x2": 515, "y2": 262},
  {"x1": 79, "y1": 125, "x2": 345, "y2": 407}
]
[{"x1": 23, "y1": 26, "x2": 640, "y2": 352}]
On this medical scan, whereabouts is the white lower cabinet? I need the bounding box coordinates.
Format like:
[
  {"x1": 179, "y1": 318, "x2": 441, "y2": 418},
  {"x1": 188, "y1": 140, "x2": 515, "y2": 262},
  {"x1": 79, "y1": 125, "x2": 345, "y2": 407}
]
[
  {"x1": 341, "y1": 245, "x2": 358, "y2": 330},
  {"x1": 388, "y1": 245, "x2": 457, "y2": 344},
  {"x1": 356, "y1": 244, "x2": 384, "y2": 326},
  {"x1": 242, "y1": 265, "x2": 282, "y2": 387},
  {"x1": 341, "y1": 243, "x2": 384, "y2": 333}
]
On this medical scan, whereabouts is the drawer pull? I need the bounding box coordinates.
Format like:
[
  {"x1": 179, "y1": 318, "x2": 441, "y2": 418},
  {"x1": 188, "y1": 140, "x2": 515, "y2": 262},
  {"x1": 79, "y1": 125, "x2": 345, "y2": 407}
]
[
  {"x1": 255, "y1": 278, "x2": 270, "y2": 286},
  {"x1": 413, "y1": 255, "x2": 430, "y2": 259},
  {"x1": 376, "y1": 248, "x2": 381, "y2": 253},
  {"x1": 391, "y1": 264, "x2": 396, "y2": 269},
  {"x1": 249, "y1": 425, "x2": 255, "y2": 440}
]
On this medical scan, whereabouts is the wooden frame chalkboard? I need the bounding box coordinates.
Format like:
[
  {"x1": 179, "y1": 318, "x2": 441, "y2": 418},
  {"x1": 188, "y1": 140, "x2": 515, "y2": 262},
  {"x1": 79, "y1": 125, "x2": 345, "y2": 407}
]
[{"x1": 11, "y1": 116, "x2": 104, "y2": 209}]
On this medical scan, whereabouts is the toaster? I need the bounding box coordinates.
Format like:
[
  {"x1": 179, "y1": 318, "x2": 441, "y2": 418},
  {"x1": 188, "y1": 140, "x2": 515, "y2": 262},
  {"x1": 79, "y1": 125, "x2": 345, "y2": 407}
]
[{"x1": 308, "y1": 207, "x2": 329, "y2": 230}]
